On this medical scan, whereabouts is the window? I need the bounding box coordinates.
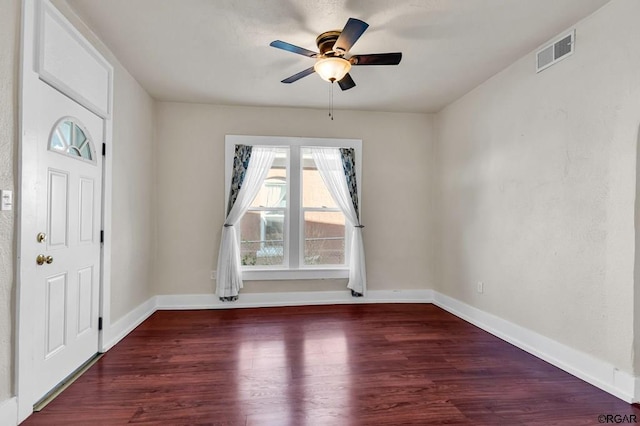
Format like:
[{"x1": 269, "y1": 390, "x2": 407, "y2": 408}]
[
  {"x1": 49, "y1": 117, "x2": 95, "y2": 163},
  {"x1": 301, "y1": 148, "x2": 345, "y2": 266},
  {"x1": 225, "y1": 135, "x2": 362, "y2": 280},
  {"x1": 240, "y1": 151, "x2": 287, "y2": 267}
]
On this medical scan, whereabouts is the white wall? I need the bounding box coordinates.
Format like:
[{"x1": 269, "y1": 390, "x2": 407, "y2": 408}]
[
  {"x1": 435, "y1": 0, "x2": 640, "y2": 374},
  {"x1": 0, "y1": 0, "x2": 19, "y2": 406},
  {"x1": 155, "y1": 103, "x2": 435, "y2": 296},
  {"x1": 108, "y1": 60, "x2": 156, "y2": 321}
]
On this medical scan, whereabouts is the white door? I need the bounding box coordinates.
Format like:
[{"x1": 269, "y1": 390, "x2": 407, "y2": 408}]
[
  {"x1": 18, "y1": 1, "x2": 113, "y2": 419},
  {"x1": 25, "y1": 79, "x2": 103, "y2": 402}
]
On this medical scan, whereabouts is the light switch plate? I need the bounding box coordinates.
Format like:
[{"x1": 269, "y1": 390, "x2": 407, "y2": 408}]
[{"x1": 0, "y1": 190, "x2": 12, "y2": 211}]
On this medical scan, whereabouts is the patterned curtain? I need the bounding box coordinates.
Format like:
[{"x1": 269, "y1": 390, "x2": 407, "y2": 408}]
[
  {"x1": 217, "y1": 146, "x2": 278, "y2": 301},
  {"x1": 339, "y1": 148, "x2": 360, "y2": 221},
  {"x1": 227, "y1": 144, "x2": 252, "y2": 215},
  {"x1": 339, "y1": 147, "x2": 364, "y2": 297}
]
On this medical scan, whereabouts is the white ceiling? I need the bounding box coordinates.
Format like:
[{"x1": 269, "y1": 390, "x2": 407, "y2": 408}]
[{"x1": 63, "y1": 0, "x2": 610, "y2": 113}]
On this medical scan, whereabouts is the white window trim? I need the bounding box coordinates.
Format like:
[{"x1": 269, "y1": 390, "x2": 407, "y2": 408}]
[{"x1": 225, "y1": 135, "x2": 362, "y2": 281}]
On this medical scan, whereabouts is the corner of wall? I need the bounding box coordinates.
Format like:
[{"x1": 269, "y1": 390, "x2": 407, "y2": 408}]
[
  {"x1": 634, "y1": 122, "x2": 640, "y2": 377},
  {"x1": 431, "y1": 110, "x2": 443, "y2": 294},
  {"x1": 148, "y1": 97, "x2": 159, "y2": 302}
]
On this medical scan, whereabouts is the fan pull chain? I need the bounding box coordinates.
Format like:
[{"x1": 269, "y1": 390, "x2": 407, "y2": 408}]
[{"x1": 329, "y1": 81, "x2": 335, "y2": 121}]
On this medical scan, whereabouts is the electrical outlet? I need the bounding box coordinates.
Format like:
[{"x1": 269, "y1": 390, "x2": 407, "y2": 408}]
[
  {"x1": 477, "y1": 281, "x2": 484, "y2": 294},
  {"x1": 211, "y1": 270, "x2": 217, "y2": 280}
]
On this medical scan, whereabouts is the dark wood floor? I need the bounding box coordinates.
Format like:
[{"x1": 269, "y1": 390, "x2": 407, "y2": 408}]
[{"x1": 23, "y1": 304, "x2": 639, "y2": 425}]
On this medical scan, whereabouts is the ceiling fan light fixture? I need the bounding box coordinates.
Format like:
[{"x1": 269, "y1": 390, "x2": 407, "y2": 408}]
[{"x1": 314, "y1": 57, "x2": 351, "y2": 83}]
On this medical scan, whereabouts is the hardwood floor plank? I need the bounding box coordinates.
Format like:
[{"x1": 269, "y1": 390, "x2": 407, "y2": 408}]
[{"x1": 22, "y1": 304, "x2": 639, "y2": 425}]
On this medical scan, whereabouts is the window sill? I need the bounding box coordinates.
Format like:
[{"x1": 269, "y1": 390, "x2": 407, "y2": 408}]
[{"x1": 242, "y1": 268, "x2": 349, "y2": 281}]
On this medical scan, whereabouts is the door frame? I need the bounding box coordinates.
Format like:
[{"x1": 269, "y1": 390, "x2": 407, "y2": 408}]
[{"x1": 16, "y1": 0, "x2": 113, "y2": 422}]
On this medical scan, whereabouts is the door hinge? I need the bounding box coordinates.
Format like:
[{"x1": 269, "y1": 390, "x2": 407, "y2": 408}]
[
  {"x1": 102, "y1": 143, "x2": 106, "y2": 156},
  {"x1": 100, "y1": 230, "x2": 104, "y2": 243},
  {"x1": 98, "y1": 317, "x2": 103, "y2": 331}
]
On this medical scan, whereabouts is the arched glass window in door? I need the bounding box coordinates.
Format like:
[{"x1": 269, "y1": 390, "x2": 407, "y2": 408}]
[{"x1": 48, "y1": 117, "x2": 95, "y2": 163}]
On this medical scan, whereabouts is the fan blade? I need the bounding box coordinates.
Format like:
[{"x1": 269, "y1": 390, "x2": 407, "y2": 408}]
[
  {"x1": 281, "y1": 67, "x2": 316, "y2": 84},
  {"x1": 351, "y1": 52, "x2": 402, "y2": 66},
  {"x1": 270, "y1": 40, "x2": 318, "y2": 58},
  {"x1": 338, "y1": 73, "x2": 356, "y2": 91},
  {"x1": 333, "y1": 18, "x2": 369, "y2": 53}
]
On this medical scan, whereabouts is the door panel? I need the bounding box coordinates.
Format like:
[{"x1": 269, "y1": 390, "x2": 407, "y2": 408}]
[
  {"x1": 47, "y1": 170, "x2": 69, "y2": 249},
  {"x1": 35, "y1": 0, "x2": 112, "y2": 117},
  {"x1": 45, "y1": 273, "x2": 67, "y2": 357},
  {"x1": 78, "y1": 178, "x2": 95, "y2": 243},
  {"x1": 77, "y1": 266, "x2": 93, "y2": 335}
]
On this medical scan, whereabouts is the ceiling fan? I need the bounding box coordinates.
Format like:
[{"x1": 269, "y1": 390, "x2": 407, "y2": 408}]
[{"x1": 270, "y1": 18, "x2": 402, "y2": 91}]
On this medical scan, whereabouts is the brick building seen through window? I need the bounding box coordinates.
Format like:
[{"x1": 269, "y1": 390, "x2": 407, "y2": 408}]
[{"x1": 240, "y1": 150, "x2": 346, "y2": 267}]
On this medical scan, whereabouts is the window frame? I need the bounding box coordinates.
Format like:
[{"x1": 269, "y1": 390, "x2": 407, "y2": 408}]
[{"x1": 225, "y1": 135, "x2": 362, "y2": 281}]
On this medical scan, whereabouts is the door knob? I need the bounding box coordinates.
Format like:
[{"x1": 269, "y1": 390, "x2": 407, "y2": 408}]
[{"x1": 36, "y1": 254, "x2": 53, "y2": 265}]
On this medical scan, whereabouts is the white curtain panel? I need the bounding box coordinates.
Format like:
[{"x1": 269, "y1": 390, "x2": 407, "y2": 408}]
[
  {"x1": 310, "y1": 147, "x2": 367, "y2": 295},
  {"x1": 216, "y1": 147, "x2": 277, "y2": 298}
]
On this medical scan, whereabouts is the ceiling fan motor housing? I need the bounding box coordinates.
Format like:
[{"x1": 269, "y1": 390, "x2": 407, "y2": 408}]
[{"x1": 316, "y1": 30, "x2": 343, "y2": 56}]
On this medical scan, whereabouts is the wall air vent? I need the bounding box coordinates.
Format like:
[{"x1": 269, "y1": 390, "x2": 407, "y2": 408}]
[{"x1": 536, "y1": 30, "x2": 575, "y2": 73}]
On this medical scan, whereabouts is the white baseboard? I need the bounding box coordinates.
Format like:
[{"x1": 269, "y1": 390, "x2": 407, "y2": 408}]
[
  {"x1": 432, "y1": 291, "x2": 637, "y2": 403},
  {"x1": 155, "y1": 289, "x2": 434, "y2": 310},
  {"x1": 101, "y1": 297, "x2": 157, "y2": 352},
  {"x1": 0, "y1": 397, "x2": 17, "y2": 426}
]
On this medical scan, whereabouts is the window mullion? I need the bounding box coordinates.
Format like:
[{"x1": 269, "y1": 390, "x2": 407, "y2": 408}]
[
  {"x1": 302, "y1": 207, "x2": 342, "y2": 213},
  {"x1": 289, "y1": 145, "x2": 300, "y2": 269},
  {"x1": 247, "y1": 207, "x2": 284, "y2": 212}
]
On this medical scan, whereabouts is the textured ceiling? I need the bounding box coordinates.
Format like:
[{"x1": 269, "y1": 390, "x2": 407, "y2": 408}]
[{"x1": 63, "y1": 0, "x2": 610, "y2": 113}]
